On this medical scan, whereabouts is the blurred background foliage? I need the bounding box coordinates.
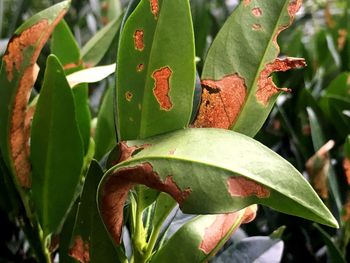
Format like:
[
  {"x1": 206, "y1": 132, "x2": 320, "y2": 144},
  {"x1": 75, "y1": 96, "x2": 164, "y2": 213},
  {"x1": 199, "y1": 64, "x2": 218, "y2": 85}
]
[{"x1": 1, "y1": 0, "x2": 350, "y2": 262}]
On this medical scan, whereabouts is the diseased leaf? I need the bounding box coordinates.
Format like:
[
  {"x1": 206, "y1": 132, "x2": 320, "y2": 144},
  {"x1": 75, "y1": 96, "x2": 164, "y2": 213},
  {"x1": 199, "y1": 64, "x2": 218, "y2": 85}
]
[
  {"x1": 0, "y1": 0, "x2": 70, "y2": 188},
  {"x1": 30, "y1": 55, "x2": 84, "y2": 237},
  {"x1": 81, "y1": 17, "x2": 122, "y2": 67},
  {"x1": 116, "y1": 0, "x2": 196, "y2": 140},
  {"x1": 194, "y1": 0, "x2": 305, "y2": 137},
  {"x1": 151, "y1": 206, "x2": 257, "y2": 263},
  {"x1": 69, "y1": 161, "x2": 123, "y2": 263},
  {"x1": 98, "y1": 128, "x2": 338, "y2": 245},
  {"x1": 343, "y1": 135, "x2": 350, "y2": 185}
]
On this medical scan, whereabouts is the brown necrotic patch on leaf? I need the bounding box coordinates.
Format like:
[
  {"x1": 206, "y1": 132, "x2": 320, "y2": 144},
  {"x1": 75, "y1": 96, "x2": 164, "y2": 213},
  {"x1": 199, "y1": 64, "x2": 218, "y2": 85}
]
[
  {"x1": 125, "y1": 91, "x2": 133, "y2": 102},
  {"x1": 227, "y1": 176, "x2": 270, "y2": 198},
  {"x1": 3, "y1": 21, "x2": 47, "y2": 81},
  {"x1": 133, "y1": 30, "x2": 144, "y2": 51},
  {"x1": 193, "y1": 74, "x2": 247, "y2": 129},
  {"x1": 343, "y1": 158, "x2": 350, "y2": 185},
  {"x1": 273, "y1": 0, "x2": 302, "y2": 51},
  {"x1": 69, "y1": 236, "x2": 90, "y2": 263},
  {"x1": 199, "y1": 205, "x2": 258, "y2": 254},
  {"x1": 136, "y1": 63, "x2": 144, "y2": 72},
  {"x1": 150, "y1": 0, "x2": 159, "y2": 18},
  {"x1": 243, "y1": 0, "x2": 251, "y2": 6},
  {"x1": 199, "y1": 213, "x2": 240, "y2": 254},
  {"x1": 100, "y1": 162, "x2": 191, "y2": 244},
  {"x1": 152, "y1": 66, "x2": 173, "y2": 111},
  {"x1": 252, "y1": 24, "x2": 262, "y2": 31},
  {"x1": 252, "y1": 7, "x2": 262, "y2": 17},
  {"x1": 63, "y1": 60, "x2": 83, "y2": 71},
  {"x1": 256, "y1": 57, "x2": 306, "y2": 106},
  {"x1": 4, "y1": 11, "x2": 67, "y2": 188}
]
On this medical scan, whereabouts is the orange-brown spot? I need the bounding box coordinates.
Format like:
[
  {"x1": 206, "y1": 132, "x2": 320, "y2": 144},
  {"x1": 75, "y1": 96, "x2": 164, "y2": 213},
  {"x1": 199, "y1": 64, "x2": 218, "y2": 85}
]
[
  {"x1": 150, "y1": 0, "x2": 159, "y2": 18},
  {"x1": 252, "y1": 24, "x2": 262, "y2": 31},
  {"x1": 273, "y1": 0, "x2": 302, "y2": 51},
  {"x1": 324, "y1": 2, "x2": 335, "y2": 29},
  {"x1": 63, "y1": 60, "x2": 83, "y2": 71},
  {"x1": 134, "y1": 30, "x2": 144, "y2": 51},
  {"x1": 306, "y1": 140, "x2": 335, "y2": 200},
  {"x1": 343, "y1": 158, "x2": 350, "y2": 185},
  {"x1": 199, "y1": 205, "x2": 258, "y2": 254},
  {"x1": 243, "y1": 0, "x2": 251, "y2": 6},
  {"x1": 3, "y1": 10, "x2": 67, "y2": 188},
  {"x1": 136, "y1": 63, "x2": 144, "y2": 72},
  {"x1": 100, "y1": 163, "x2": 191, "y2": 244},
  {"x1": 227, "y1": 177, "x2": 270, "y2": 198},
  {"x1": 69, "y1": 236, "x2": 90, "y2": 263},
  {"x1": 342, "y1": 198, "x2": 350, "y2": 222},
  {"x1": 252, "y1": 7, "x2": 262, "y2": 17},
  {"x1": 152, "y1": 66, "x2": 173, "y2": 111},
  {"x1": 338, "y1": 29, "x2": 347, "y2": 51},
  {"x1": 194, "y1": 74, "x2": 247, "y2": 129},
  {"x1": 125, "y1": 91, "x2": 133, "y2": 102},
  {"x1": 3, "y1": 21, "x2": 47, "y2": 81},
  {"x1": 256, "y1": 58, "x2": 305, "y2": 105}
]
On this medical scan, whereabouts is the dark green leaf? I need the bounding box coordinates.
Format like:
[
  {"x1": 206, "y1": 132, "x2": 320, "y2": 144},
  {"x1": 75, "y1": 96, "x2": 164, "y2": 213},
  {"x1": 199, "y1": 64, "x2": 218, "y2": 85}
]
[
  {"x1": 116, "y1": 0, "x2": 196, "y2": 140},
  {"x1": 30, "y1": 55, "x2": 84, "y2": 237}
]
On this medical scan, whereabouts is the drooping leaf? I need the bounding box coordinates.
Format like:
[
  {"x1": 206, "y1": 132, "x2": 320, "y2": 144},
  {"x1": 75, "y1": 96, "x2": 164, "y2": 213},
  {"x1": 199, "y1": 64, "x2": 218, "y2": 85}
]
[
  {"x1": 69, "y1": 161, "x2": 123, "y2": 263},
  {"x1": 30, "y1": 55, "x2": 84, "y2": 237},
  {"x1": 98, "y1": 128, "x2": 338, "y2": 245},
  {"x1": 51, "y1": 18, "x2": 91, "y2": 154},
  {"x1": 116, "y1": 0, "x2": 196, "y2": 140},
  {"x1": 194, "y1": 0, "x2": 305, "y2": 137},
  {"x1": 0, "y1": 0, "x2": 70, "y2": 188},
  {"x1": 81, "y1": 17, "x2": 122, "y2": 67},
  {"x1": 213, "y1": 236, "x2": 284, "y2": 263},
  {"x1": 151, "y1": 207, "x2": 257, "y2": 263}
]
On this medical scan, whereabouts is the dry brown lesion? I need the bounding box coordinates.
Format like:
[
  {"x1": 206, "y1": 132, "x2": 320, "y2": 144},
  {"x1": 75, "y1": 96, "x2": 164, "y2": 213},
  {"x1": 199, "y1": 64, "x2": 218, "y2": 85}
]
[
  {"x1": 69, "y1": 236, "x2": 90, "y2": 263},
  {"x1": 150, "y1": 0, "x2": 159, "y2": 18},
  {"x1": 100, "y1": 162, "x2": 191, "y2": 244},
  {"x1": 256, "y1": 58, "x2": 306, "y2": 106},
  {"x1": 133, "y1": 30, "x2": 145, "y2": 51},
  {"x1": 152, "y1": 66, "x2": 173, "y2": 111},
  {"x1": 194, "y1": 74, "x2": 247, "y2": 129},
  {"x1": 227, "y1": 176, "x2": 270, "y2": 198}
]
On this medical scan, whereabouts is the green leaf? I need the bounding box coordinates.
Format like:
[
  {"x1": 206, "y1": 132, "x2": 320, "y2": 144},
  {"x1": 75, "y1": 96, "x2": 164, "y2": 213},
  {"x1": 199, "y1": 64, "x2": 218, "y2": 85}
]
[
  {"x1": 101, "y1": 0, "x2": 122, "y2": 24},
  {"x1": 81, "y1": 17, "x2": 122, "y2": 67},
  {"x1": 51, "y1": 17, "x2": 91, "y2": 154},
  {"x1": 194, "y1": 0, "x2": 305, "y2": 137},
  {"x1": 0, "y1": 0, "x2": 70, "y2": 189},
  {"x1": 69, "y1": 160, "x2": 124, "y2": 263},
  {"x1": 151, "y1": 209, "x2": 251, "y2": 263},
  {"x1": 30, "y1": 55, "x2": 84, "y2": 237},
  {"x1": 98, "y1": 128, "x2": 338, "y2": 246},
  {"x1": 51, "y1": 19, "x2": 81, "y2": 73},
  {"x1": 94, "y1": 84, "x2": 117, "y2": 161},
  {"x1": 116, "y1": 0, "x2": 196, "y2": 140}
]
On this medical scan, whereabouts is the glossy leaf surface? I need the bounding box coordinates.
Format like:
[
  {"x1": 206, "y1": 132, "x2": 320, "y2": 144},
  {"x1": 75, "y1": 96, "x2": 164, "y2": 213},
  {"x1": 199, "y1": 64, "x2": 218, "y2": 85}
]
[
  {"x1": 116, "y1": 0, "x2": 196, "y2": 140},
  {"x1": 195, "y1": 0, "x2": 305, "y2": 137},
  {"x1": 30, "y1": 55, "x2": 84, "y2": 236},
  {"x1": 98, "y1": 128, "x2": 338, "y2": 245}
]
